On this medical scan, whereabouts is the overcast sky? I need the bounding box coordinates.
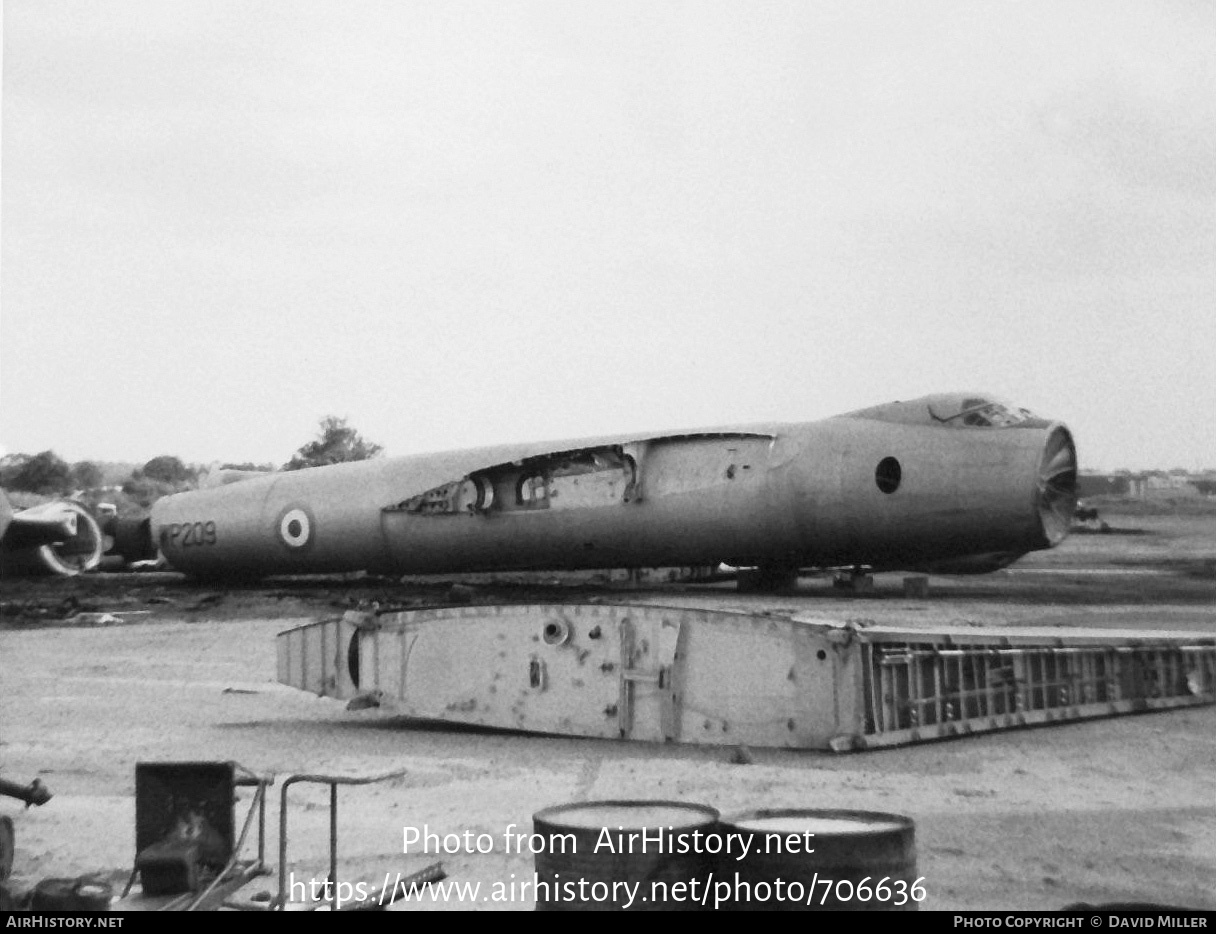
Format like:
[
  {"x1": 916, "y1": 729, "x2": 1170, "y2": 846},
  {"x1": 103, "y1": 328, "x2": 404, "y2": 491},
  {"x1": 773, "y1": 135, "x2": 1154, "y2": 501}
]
[{"x1": 2, "y1": 1, "x2": 1213, "y2": 472}]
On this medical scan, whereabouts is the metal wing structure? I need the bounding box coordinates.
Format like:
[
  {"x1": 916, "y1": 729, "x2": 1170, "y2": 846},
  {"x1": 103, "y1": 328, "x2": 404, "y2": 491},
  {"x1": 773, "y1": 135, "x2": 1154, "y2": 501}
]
[
  {"x1": 277, "y1": 605, "x2": 1216, "y2": 752},
  {"x1": 141, "y1": 392, "x2": 1078, "y2": 580}
]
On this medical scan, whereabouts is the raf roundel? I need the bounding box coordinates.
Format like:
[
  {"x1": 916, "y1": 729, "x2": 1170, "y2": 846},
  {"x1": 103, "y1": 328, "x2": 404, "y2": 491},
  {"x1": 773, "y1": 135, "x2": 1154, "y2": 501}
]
[{"x1": 276, "y1": 506, "x2": 314, "y2": 551}]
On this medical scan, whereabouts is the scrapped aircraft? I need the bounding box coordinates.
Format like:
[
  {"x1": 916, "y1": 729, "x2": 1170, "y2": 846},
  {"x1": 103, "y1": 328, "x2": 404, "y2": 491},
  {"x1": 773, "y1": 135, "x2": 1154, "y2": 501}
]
[
  {"x1": 0, "y1": 493, "x2": 104, "y2": 577},
  {"x1": 109, "y1": 392, "x2": 1077, "y2": 583}
]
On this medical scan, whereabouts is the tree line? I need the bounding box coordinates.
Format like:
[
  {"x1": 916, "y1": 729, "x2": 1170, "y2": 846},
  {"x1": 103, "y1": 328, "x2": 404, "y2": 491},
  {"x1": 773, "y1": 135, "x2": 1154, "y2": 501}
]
[{"x1": 0, "y1": 416, "x2": 382, "y2": 507}]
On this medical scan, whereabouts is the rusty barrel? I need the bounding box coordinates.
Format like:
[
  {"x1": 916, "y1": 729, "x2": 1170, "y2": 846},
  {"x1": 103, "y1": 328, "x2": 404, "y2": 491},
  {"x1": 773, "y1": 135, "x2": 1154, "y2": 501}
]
[
  {"x1": 718, "y1": 809, "x2": 918, "y2": 911},
  {"x1": 30, "y1": 877, "x2": 113, "y2": 911},
  {"x1": 532, "y1": 800, "x2": 719, "y2": 911}
]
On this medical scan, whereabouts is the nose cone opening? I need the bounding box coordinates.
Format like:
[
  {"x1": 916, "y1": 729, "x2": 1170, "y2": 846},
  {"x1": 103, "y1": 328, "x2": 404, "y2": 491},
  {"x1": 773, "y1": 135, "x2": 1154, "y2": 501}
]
[{"x1": 1037, "y1": 426, "x2": 1078, "y2": 546}]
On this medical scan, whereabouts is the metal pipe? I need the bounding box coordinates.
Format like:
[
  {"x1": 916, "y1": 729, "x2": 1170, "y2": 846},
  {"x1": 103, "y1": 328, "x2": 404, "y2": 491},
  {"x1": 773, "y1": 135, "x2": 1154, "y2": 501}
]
[
  {"x1": 329, "y1": 784, "x2": 338, "y2": 906},
  {"x1": 275, "y1": 770, "x2": 405, "y2": 910},
  {"x1": 184, "y1": 782, "x2": 267, "y2": 911}
]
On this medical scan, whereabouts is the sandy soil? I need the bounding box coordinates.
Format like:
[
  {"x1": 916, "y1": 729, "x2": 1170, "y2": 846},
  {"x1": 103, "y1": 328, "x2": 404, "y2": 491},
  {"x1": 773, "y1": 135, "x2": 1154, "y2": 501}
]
[{"x1": 2, "y1": 511, "x2": 1214, "y2": 911}]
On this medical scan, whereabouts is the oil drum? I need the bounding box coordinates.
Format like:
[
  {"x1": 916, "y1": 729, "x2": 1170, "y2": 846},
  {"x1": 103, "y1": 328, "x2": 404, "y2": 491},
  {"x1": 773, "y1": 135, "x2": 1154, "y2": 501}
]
[
  {"x1": 718, "y1": 809, "x2": 918, "y2": 911},
  {"x1": 531, "y1": 800, "x2": 719, "y2": 911},
  {"x1": 30, "y1": 876, "x2": 113, "y2": 911}
]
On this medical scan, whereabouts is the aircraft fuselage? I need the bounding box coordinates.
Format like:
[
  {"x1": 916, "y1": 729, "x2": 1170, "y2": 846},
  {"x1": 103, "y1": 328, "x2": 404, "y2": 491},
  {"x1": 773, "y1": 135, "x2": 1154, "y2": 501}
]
[{"x1": 149, "y1": 393, "x2": 1077, "y2": 579}]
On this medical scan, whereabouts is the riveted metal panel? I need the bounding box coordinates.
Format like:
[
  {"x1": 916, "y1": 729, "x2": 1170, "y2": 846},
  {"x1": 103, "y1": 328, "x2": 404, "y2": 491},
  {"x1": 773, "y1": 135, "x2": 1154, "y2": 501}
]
[{"x1": 277, "y1": 607, "x2": 1216, "y2": 751}]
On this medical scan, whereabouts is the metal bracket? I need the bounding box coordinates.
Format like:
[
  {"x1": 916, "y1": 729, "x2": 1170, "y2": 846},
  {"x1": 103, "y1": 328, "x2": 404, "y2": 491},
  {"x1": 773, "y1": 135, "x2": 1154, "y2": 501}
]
[{"x1": 617, "y1": 615, "x2": 681, "y2": 741}]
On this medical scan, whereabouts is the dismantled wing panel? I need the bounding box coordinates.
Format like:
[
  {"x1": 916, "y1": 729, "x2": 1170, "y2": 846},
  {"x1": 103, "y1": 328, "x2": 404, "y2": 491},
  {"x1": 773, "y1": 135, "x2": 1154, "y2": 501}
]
[
  {"x1": 280, "y1": 604, "x2": 839, "y2": 747},
  {"x1": 837, "y1": 622, "x2": 1216, "y2": 750},
  {"x1": 277, "y1": 606, "x2": 1216, "y2": 751}
]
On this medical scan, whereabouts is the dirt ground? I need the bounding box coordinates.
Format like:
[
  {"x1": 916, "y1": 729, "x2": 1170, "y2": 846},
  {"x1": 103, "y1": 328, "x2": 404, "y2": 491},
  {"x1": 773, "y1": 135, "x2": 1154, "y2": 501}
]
[{"x1": 2, "y1": 510, "x2": 1214, "y2": 911}]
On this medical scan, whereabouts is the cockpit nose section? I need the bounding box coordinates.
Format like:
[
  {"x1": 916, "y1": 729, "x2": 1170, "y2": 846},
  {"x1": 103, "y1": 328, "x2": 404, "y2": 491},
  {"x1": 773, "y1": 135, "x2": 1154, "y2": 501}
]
[
  {"x1": 925, "y1": 395, "x2": 1050, "y2": 429},
  {"x1": 839, "y1": 393, "x2": 1079, "y2": 557},
  {"x1": 842, "y1": 392, "x2": 1054, "y2": 430}
]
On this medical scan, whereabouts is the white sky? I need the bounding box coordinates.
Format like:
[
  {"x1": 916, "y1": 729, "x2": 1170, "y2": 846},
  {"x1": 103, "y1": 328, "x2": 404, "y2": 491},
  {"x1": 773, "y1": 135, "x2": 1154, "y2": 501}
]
[{"x1": 2, "y1": 1, "x2": 1213, "y2": 471}]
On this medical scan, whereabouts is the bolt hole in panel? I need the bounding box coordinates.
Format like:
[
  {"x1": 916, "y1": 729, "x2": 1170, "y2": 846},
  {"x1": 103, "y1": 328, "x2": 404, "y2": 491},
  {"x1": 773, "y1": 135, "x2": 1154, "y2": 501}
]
[{"x1": 276, "y1": 610, "x2": 1216, "y2": 751}]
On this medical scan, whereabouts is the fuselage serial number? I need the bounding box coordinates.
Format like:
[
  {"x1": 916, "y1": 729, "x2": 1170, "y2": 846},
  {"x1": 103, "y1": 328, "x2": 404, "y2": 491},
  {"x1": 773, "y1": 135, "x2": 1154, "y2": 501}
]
[{"x1": 161, "y1": 520, "x2": 218, "y2": 548}]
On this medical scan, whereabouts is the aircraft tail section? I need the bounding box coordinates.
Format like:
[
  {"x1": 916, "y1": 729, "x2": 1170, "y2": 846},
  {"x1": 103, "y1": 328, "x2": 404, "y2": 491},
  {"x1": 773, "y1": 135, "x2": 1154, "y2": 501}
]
[{"x1": 0, "y1": 490, "x2": 105, "y2": 576}]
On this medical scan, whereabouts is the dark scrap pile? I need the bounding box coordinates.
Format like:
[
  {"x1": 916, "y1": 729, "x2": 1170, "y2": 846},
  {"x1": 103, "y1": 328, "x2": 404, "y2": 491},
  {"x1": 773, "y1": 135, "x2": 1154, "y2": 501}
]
[{"x1": 0, "y1": 595, "x2": 106, "y2": 625}]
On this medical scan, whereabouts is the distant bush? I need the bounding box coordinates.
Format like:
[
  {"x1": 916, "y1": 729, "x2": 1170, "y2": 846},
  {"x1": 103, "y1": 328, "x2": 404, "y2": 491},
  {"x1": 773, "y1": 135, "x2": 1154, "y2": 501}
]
[
  {"x1": 121, "y1": 475, "x2": 190, "y2": 510},
  {"x1": 70, "y1": 461, "x2": 104, "y2": 490},
  {"x1": 140, "y1": 455, "x2": 197, "y2": 485},
  {"x1": 0, "y1": 452, "x2": 152, "y2": 517},
  {"x1": 283, "y1": 416, "x2": 383, "y2": 471},
  {"x1": 113, "y1": 454, "x2": 201, "y2": 509},
  {"x1": 0, "y1": 450, "x2": 73, "y2": 495}
]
